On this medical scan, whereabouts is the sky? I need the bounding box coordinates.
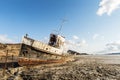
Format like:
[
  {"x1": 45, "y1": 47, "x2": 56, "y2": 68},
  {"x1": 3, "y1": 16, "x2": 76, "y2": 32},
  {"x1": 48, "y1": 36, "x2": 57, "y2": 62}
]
[{"x1": 0, "y1": 0, "x2": 120, "y2": 54}]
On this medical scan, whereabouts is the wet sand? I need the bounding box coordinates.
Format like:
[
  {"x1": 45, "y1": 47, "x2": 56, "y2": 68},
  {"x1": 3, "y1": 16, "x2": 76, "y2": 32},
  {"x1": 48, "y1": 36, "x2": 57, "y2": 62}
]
[{"x1": 78, "y1": 55, "x2": 120, "y2": 64}]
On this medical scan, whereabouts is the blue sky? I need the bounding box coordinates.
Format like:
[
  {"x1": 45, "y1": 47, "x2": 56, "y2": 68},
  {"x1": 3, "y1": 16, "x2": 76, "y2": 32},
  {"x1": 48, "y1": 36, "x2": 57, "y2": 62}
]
[{"x1": 0, "y1": 0, "x2": 120, "y2": 54}]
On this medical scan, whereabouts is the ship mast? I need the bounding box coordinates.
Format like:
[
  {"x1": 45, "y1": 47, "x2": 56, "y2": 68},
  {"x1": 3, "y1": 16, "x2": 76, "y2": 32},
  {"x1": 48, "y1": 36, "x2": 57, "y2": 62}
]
[{"x1": 58, "y1": 19, "x2": 67, "y2": 35}]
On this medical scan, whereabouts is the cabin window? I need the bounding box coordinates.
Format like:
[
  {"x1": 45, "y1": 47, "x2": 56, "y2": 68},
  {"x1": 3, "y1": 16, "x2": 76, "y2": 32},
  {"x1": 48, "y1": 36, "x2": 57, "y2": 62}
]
[
  {"x1": 22, "y1": 51, "x2": 28, "y2": 56},
  {"x1": 49, "y1": 35, "x2": 57, "y2": 46},
  {"x1": 46, "y1": 48, "x2": 48, "y2": 50}
]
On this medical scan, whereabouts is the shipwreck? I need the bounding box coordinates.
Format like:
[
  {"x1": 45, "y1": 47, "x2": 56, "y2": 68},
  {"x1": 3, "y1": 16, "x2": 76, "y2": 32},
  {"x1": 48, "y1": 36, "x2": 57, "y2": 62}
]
[{"x1": 18, "y1": 33, "x2": 66, "y2": 66}]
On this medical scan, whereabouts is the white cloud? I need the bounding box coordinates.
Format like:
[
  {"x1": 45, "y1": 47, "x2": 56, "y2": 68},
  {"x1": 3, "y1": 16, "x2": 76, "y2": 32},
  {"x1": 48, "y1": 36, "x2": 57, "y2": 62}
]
[
  {"x1": 97, "y1": 0, "x2": 120, "y2": 16},
  {"x1": 97, "y1": 40, "x2": 120, "y2": 54},
  {"x1": 0, "y1": 34, "x2": 13, "y2": 43},
  {"x1": 93, "y1": 34, "x2": 105, "y2": 40},
  {"x1": 93, "y1": 34, "x2": 99, "y2": 40},
  {"x1": 77, "y1": 39, "x2": 88, "y2": 47},
  {"x1": 66, "y1": 39, "x2": 87, "y2": 47},
  {"x1": 73, "y1": 35, "x2": 79, "y2": 40},
  {"x1": 67, "y1": 40, "x2": 75, "y2": 45},
  {"x1": 65, "y1": 37, "x2": 88, "y2": 53},
  {"x1": 106, "y1": 40, "x2": 120, "y2": 51}
]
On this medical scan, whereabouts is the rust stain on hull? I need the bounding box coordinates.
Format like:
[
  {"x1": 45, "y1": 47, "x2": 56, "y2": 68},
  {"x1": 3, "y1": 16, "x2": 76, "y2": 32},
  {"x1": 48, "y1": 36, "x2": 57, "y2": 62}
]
[{"x1": 18, "y1": 57, "x2": 65, "y2": 66}]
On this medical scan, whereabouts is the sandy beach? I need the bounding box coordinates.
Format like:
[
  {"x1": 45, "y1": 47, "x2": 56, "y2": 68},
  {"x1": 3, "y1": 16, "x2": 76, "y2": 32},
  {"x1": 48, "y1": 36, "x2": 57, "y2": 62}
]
[{"x1": 0, "y1": 55, "x2": 120, "y2": 80}]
